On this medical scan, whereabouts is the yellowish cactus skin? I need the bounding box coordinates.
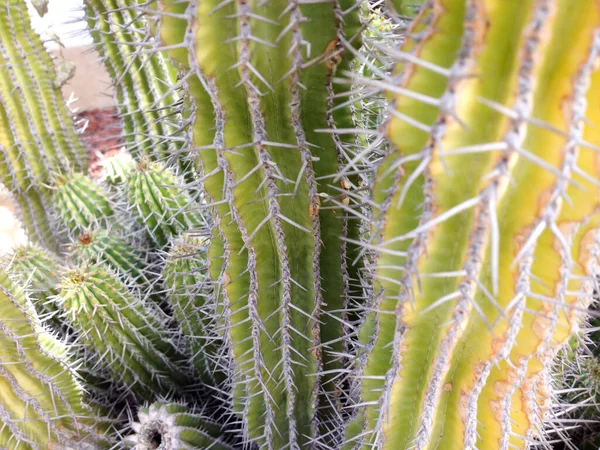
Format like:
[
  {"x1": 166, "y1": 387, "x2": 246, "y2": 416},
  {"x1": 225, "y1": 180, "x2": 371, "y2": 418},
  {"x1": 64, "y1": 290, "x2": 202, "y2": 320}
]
[
  {"x1": 343, "y1": 1, "x2": 600, "y2": 449},
  {"x1": 0, "y1": 272, "x2": 101, "y2": 449}
]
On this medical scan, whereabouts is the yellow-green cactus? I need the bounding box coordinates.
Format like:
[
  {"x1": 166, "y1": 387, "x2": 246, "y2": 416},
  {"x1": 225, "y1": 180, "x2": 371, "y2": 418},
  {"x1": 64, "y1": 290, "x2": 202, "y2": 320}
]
[
  {"x1": 0, "y1": 272, "x2": 100, "y2": 449},
  {"x1": 343, "y1": 1, "x2": 600, "y2": 449}
]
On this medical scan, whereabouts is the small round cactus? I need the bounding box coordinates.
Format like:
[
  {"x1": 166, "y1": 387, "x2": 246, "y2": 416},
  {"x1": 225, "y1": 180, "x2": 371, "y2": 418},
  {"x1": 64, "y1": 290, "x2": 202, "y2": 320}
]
[
  {"x1": 52, "y1": 172, "x2": 115, "y2": 234},
  {"x1": 125, "y1": 160, "x2": 205, "y2": 247},
  {"x1": 126, "y1": 402, "x2": 235, "y2": 450}
]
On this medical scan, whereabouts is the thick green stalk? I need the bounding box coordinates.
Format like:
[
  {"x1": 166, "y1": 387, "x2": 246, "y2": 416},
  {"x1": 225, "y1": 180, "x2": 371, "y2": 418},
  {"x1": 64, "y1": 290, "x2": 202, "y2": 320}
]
[
  {"x1": 157, "y1": 0, "x2": 360, "y2": 447},
  {"x1": 344, "y1": 1, "x2": 600, "y2": 449},
  {"x1": 57, "y1": 264, "x2": 194, "y2": 401},
  {"x1": 125, "y1": 402, "x2": 235, "y2": 449},
  {"x1": 83, "y1": 0, "x2": 186, "y2": 163},
  {"x1": 0, "y1": 272, "x2": 99, "y2": 449},
  {"x1": 0, "y1": 0, "x2": 87, "y2": 250}
]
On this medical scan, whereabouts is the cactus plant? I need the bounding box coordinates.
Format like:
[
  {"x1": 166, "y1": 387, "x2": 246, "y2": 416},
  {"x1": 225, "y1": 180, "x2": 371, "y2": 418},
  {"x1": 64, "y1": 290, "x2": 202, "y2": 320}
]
[
  {"x1": 0, "y1": 271, "x2": 101, "y2": 448},
  {"x1": 0, "y1": 0, "x2": 599, "y2": 448},
  {"x1": 125, "y1": 159, "x2": 205, "y2": 247},
  {"x1": 125, "y1": 402, "x2": 236, "y2": 449},
  {"x1": 51, "y1": 172, "x2": 115, "y2": 235},
  {"x1": 57, "y1": 264, "x2": 194, "y2": 401}
]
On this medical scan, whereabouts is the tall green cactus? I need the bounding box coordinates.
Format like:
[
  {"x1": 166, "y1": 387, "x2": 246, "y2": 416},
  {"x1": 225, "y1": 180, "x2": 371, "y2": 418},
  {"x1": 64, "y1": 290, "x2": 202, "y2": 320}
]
[
  {"x1": 157, "y1": 0, "x2": 363, "y2": 447},
  {"x1": 0, "y1": 0, "x2": 87, "y2": 250},
  {"x1": 343, "y1": 1, "x2": 600, "y2": 448}
]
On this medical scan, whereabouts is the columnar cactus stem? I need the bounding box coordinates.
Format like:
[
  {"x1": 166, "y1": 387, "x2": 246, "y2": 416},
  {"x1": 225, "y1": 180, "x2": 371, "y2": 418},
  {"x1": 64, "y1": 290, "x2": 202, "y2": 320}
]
[
  {"x1": 344, "y1": 1, "x2": 600, "y2": 449},
  {"x1": 83, "y1": 0, "x2": 186, "y2": 163},
  {"x1": 57, "y1": 264, "x2": 194, "y2": 401},
  {"x1": 157, "y1": 0, "x2": 360, "y2": 446},
  {"x1": 161, "y1": 233, "x2": 224, "y2": 386},
  {"x1": 0, "y1": 272, "x2": 99, "y2": 449},
  {"x1": 0, "y1": 0, "x2": 87, "y2": 250}
]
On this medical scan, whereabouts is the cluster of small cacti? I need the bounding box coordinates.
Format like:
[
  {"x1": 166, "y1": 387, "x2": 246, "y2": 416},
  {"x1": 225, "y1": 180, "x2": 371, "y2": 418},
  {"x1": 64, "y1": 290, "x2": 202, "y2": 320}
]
[{"x1": 1, "y1": 0, "x2": 600, "y2": 448}]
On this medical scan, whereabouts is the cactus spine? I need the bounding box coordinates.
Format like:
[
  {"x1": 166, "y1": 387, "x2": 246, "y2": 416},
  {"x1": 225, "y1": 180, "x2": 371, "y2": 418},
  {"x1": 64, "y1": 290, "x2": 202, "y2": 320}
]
[
  {"x1": 0, "y1": 0, "x2": 87, "y2": 250},
  {"x1": 0, "y1": 272, "x2": 98, "y2": 449},
  {"x1": 57, "y1": 264, "x2": 193, "y2": 401}
]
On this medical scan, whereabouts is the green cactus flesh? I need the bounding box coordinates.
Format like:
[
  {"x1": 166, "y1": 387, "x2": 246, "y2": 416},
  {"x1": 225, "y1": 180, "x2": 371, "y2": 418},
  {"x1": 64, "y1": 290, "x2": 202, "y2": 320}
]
[
  {"x1": 162, "y1": 232, "x2": 224, "y2": 386},
  {"x1": 157, "y1": 0, "x2": 362, "y2": 446},
  {"x1": 126, "y1": 402, "x2": 235, "y2": 450},
  {"x1": 343, "y1": 1, "x2": 600, "y2": 449},
  {"x1": 0, "y1": 271, "x2": 98, "y2": 449},
  {"x1": 57, "y1": 264, "x2": 194, "y2": 401},
  {"x1": 125, "y1": 159, "x2": 205, "y2": 247},
  {"x1": 0, "y1": 0, "x2": 87, "y2": 250}
]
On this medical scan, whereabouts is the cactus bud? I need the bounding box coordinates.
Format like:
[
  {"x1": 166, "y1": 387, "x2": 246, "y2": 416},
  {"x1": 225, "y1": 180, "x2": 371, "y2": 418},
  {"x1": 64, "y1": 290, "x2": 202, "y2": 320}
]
[
  {"x1": 125, "y1": 160, "x2": 205, "y2": 247},
  {"x1": 125, "y1": 402, "x2": 235, "y2": 450}
]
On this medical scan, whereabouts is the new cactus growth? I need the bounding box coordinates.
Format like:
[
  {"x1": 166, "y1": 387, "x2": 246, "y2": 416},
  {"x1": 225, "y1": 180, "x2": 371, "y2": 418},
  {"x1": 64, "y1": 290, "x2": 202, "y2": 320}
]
[
  {"x1": 52, "y1": 172, "x2": 115, "y2": 234},
  {"x1": 69, "y1": 228, "x2": 151, "y2": 287},
  {"x1": 57, "y1": 264, "x2": 194, "y2": 401},
  {"x1": 0, "y1": 271, "x2": 98, "y2": 449},
  {"x1": 161, "y1": 232, "x2": 223, "y2": 385},
  {"x1": 126, "y1": 402, "x2": 235, "y2": 450},
  {"x1": 125, "y1": 159, "x2": 205, "y2": 246}
]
